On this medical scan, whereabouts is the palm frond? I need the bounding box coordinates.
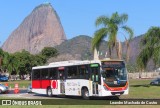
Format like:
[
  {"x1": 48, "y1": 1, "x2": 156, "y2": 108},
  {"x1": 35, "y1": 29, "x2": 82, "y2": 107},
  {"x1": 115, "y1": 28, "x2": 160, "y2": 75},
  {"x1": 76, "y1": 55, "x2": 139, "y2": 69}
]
[
  {"x1": 136, "y1": 47, "x2": 153, "y2": 69},
  {"x1": 93, "y1": 12, "x2": 133, "y2": 59},
  {"x1": 111, "y1": 12, "x2": 128, "y2": 25},
  {"x1": 121, "y1": 25, "x2": 134, "y2": 41},
  {"x1": 107, "y1": 30, "x2": 117, "y2": 49},
  {"x1": 152, "y1": 46, "x2": 160, "y2": 65},
  {"x1": 92, "y1": 28, "x2": 108, "y2": 51},
  {"x1": 111, "y1": 12, "x2": 119, "y2": 23},
  {"x1": 137, "y1": 26, "x2": 160, "y2": 69},
  {"x1": 144, "y1": 27, "x2": 160, "y2": 47},
  {"x1": 119, "y1": 13, "x2": 128, "y2": 25},
  {"x1": 95, "y1": 15, "x2": 110, "y2": 27}
]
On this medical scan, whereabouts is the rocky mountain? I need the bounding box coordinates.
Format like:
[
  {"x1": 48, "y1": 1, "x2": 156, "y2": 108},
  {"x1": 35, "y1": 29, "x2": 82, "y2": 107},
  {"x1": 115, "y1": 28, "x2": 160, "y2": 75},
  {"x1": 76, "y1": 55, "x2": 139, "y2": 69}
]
[
  {"x1": 1, "y1": 3, "x2": 149, "y2": 70},
  {"x1": 56, "y1": 35, "x2": 159, "y2": 70},
  {"x1": 54, "y1": 35, "x2": 154, "y2": 71},
  {"x1": 124, "y1": 35, "x2": 143, "y2": 63},
  {"x1": 2, "y1": 3, "x2": 66, "y2": 54},
  {"x1": 55, "y1": 35, "x2": 143, "y2": 64},
  {"x1": 55, "y1": 35, "x2": 93, "y2": 60}
]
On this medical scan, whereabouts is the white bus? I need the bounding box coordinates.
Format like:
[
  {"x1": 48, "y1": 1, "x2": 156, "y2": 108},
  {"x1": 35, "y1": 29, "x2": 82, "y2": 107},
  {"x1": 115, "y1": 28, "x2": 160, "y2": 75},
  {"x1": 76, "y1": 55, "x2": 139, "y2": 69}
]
[{"x1": 31, "y1": 59, "x2": 128, "y2": 99}]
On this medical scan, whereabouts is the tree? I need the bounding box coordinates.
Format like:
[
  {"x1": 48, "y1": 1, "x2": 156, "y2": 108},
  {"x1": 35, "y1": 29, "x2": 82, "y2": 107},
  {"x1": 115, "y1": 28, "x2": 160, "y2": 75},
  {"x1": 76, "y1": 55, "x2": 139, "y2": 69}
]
[
  {"x1": 136, "y1": 27, "x2": 160, "y2": 70},
  {"x1": 2, "y1": 52, "x2": 19, "y2": 74},
  {"x1": 92, "y1": 12, "x2": 133, "y2": 59},
  {"x1": 125, "y1": 34, "x2": 133, "y2": 62},
  {"x1": 0, "y1": 48, "x2": 4, "y2": 67},
  {"x1": 41, "y1": 47, "x2": 58, "y2": 59},
  {"x1": 13, "y1": 50, "x2": 33, "y2": 75},
  {"x1": 0, "y1": 47, "x2": 58, "y2": 76},
  {"x1": 126, "y1": 63, "x2": 139, "y2": 73},
  {"x1": 31, "y1": 54, "x2": 46, "y2": 66}
]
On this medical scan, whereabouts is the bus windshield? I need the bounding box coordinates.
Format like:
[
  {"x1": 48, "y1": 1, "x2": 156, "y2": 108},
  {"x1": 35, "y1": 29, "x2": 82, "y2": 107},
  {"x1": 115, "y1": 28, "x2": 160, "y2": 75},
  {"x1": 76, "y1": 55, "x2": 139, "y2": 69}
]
[
  {"x1": 101, "y1": 61, "x2": 127, "y2": 87},
  {"x1": 102, "y1": 67, "x2": 127, "y2": 81}
]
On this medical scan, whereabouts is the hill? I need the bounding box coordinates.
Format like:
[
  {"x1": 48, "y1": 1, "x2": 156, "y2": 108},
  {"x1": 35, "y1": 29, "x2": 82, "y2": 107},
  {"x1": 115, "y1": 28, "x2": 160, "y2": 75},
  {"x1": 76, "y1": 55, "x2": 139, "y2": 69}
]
[
  {"x1": 2, "y1": 3, "x2": 66, "y2": 54},
  {"x1": 55, "y1": 35, "x2": 143, "y2": 64}
]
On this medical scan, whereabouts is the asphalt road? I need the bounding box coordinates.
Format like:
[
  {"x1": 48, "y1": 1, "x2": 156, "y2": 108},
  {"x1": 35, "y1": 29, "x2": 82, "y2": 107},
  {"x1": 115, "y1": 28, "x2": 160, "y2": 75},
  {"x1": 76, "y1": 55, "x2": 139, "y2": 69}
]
[
  {"x1": 0, "y1": 90, "x2": 119, "y2": 100},
  {"x1": 0, "y1": 89, "x2": 63, "y2": 99}
]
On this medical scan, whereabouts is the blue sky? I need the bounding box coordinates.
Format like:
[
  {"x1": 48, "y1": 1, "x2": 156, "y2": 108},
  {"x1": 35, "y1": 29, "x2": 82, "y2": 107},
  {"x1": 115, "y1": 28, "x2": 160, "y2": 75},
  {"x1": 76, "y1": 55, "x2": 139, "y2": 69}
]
[{"x1": 0, "y1": 0, "x2": 160, "y2": 46}]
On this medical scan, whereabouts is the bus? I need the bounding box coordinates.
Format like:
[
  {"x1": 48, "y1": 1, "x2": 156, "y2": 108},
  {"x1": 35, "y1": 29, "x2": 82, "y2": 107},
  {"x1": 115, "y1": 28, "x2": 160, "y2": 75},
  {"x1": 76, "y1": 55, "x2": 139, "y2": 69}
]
[{"x1": 31, "y1": 59, "x2": 128, "y2": 99}]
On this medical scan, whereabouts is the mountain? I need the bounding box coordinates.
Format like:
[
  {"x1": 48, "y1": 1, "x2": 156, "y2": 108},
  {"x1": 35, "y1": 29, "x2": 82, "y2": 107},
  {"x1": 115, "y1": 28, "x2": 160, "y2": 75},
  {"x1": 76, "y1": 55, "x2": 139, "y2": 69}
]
[
  {"x1": 55, "y1": 35, "x2": 143, "y2": 63},
  {"x1": 124, "y1": 35, "x2": 143, "y2": 63},
  {"x1": 55, "y1": 35, "x2": 148, "y2": 69},
  {"x1": 55, "y1": 35, "x2": 158, "y2": 70},
  {"x1": 55, "y1": 35, "x2": 93, "y2": 60},
  {"x1": 2, "y1": 3, "x2": 66, "y2": 54}
]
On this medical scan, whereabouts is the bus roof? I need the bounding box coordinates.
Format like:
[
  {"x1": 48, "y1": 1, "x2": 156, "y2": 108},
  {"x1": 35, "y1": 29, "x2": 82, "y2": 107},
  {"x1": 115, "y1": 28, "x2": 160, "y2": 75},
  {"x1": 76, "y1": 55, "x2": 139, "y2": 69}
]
[
  {"x1": 32, "y1": 60, "x2": 100, "y2": 70},
  {"x1": 32, "y1": 59, "x2": 125, "y2": 70},
  {"x1": 100, "y1": 58, "x2": 124, "y2": 62}
]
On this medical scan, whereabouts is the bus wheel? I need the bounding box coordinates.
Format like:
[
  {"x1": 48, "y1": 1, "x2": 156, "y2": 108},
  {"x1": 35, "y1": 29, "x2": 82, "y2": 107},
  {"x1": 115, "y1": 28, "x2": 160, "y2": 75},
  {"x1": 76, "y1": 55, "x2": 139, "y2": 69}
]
[
  {"x1": 47, "y1": 87, "x2": 52, "y2": 97},
  {"x1": 82, "y1": 88, "x2": 89, "y2": 100}
]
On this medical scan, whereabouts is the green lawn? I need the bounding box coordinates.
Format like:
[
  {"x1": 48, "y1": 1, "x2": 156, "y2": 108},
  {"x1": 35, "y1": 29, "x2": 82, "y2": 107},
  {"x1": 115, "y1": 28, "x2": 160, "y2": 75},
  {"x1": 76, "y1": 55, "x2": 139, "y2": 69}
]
[
  {"x1": 1, "y1": 80, "x2": 31, "y2": 89},
  {"x1": 1, "y1": 79, "x2": 160, "y2": 108},
  {"x1": 121, "y1": 79, "x2": 160, "y2": 99},
  {"x1": 1, "y1": 79, "x2": 160, "y2": 99}
]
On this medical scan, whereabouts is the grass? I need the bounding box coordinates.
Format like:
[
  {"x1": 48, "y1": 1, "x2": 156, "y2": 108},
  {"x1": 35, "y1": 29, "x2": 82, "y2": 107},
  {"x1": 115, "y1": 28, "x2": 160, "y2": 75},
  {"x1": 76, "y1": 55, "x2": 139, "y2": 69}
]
[
  {"x1": 1, "y1": 79, "x2": 160, "y2": 99},
  {"x1": 129, "y1": 79, "x2": 151, "y2": 85},
  {"x1": 0, "y1": 79, "x2": 160, "y2": 108},
  {"x1": 121, "y1": 79, "x2": 160, "y2": 99},
  {"x1": 0, "y1": 80, "x2": 31, "y2": 89}
]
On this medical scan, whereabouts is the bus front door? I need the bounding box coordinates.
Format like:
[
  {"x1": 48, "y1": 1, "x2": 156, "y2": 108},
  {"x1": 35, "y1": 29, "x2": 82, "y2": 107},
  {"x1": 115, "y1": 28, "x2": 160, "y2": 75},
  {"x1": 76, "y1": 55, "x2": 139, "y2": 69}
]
[
  {"x1": 58, "y1": 67, "x2": 65, "y2": 94},
  {"x1": 91, "y1": 65, "x2": 100, "y2": 96}
]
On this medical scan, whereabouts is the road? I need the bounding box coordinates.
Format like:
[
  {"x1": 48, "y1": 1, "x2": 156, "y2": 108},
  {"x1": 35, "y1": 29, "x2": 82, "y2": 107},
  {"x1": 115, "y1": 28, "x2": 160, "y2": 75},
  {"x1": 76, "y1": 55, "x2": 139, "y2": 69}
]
[
  {"x1": 0, "y1": 89, "x2": 63, "y2": 99},
  {"x1": 0, "y1": 89, "x2": 119, "y2": 100}
]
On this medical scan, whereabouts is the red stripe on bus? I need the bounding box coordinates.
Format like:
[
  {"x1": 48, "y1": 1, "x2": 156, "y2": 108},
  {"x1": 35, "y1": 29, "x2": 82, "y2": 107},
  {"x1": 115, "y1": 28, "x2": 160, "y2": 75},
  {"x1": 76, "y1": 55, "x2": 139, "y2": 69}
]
[
  {"x1": 32, "y1": 80, "x2": 51, "y2": 89},
  {"x1": 41, "y1": 80, "x2": 50, "y2": 89},
  {"x1": 103, "y1": 81, "x2": 128, "y2": 91},
  {"x1": 32, "y1": 80, "x2": 41, "y2": 88}
]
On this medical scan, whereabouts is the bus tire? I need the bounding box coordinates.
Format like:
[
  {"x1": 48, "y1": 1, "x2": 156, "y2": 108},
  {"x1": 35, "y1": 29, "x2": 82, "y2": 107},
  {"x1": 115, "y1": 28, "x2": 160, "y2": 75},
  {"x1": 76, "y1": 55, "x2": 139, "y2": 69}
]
[
  {"x1": 82, "y1": 88, "x2": 89, "y2": 100},
  {"x1": 47, "y1": 87, "x2": 52, "y2": 97}
]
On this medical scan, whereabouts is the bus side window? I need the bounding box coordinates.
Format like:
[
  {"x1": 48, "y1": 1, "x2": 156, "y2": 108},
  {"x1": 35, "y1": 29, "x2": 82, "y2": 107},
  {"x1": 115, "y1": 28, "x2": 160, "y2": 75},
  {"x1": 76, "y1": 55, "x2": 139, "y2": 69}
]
[
  {"x1": 49, "y1": 68, "x2": 57, "y2": 79},
  {"x1": 41, "y1": 69, "x2": 49, "y2": 79},
  {"x1": 33, "y1": 69, "x2": 40, "y2": 80},
  {"x1": 67, "y1": 66, "x2": 78, "y2": 79},
  {"x1": 78, "y1": 65, "x2": 89, "y2": 79}
]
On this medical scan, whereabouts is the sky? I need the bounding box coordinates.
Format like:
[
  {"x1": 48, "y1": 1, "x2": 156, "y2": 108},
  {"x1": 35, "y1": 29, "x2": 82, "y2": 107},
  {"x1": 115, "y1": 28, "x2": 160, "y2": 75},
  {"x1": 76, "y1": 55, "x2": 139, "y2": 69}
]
[{"x1": 0, "y1": 0, "x2": 160, "y2": 46}]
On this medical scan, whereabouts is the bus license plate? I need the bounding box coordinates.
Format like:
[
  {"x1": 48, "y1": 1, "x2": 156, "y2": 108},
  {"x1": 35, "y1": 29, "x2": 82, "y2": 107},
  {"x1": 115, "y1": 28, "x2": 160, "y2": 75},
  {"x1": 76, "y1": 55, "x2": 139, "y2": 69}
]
[
  {"x1": 114, "y1": 81, "x2": 117, "y2": 84},
  {"x1": 114, "y1": 93, "x2": 120, "y2": 95}
]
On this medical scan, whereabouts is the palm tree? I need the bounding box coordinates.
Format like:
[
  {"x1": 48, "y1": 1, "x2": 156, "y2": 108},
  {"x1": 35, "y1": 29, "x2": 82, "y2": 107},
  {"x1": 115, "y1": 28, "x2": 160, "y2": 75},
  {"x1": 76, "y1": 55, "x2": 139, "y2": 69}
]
[
  {"x1": 137, "y1": 27, "x2": 160, "y2": 70},
  {"x1": 92, "y1": 12, "x2": 133, "y2": 59},
  {"x1": 124, "y1": 34, "x2": 133, "y2": 62}
]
